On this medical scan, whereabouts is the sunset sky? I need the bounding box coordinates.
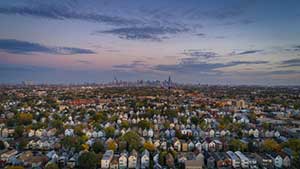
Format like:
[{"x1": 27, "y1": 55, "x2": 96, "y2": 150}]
[{"x1": 0, "y1": 0, "x2": 300, "y2": 85}]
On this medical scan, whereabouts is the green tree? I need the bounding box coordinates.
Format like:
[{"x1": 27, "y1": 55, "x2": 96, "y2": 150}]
[
  {"x1": 104, "y1": 126, "x2": 115, "y2": 138},
  {"x1": 0, "y1": 140, "x2": 5, "y2": 150},
  {"x1": 92, "y1": 141, "x2": 104, "y2": 153},
  {"x1": 121, "y1": 131, "x2": 142, "y2": 151},
  {"x1": 229, "y1": 139, "x2": 247, "y2": 151},
  {"x1": 159, "y1": 151, "x2": 168, "y2": 166},
  {"x1": 14, "y1": 125, "x2": 24, "y2": 138},
  {"x1": 190, "y1": 116, "x2": 199, "y2": 125},
  {"x1": 45, "y1": 162, "x2": 59, "y2": 169},
  {"x1": 121, "y1": 120, "x2": 130, "y2": 129},
  {"x1": 78, "y1": 152, "x2": 98, "y2": 169},
  {"x1": 138, "y1": 120, "x2": 151, "y2": 129}
]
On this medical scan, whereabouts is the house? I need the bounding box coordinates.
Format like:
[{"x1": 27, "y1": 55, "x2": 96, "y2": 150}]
[
  {"x1": 178, "y1": 153, "x2": 188, "y2": 164},
  {"x1": 58, "y1": 155, "x2": 67, "y2": 167},
  {"x1": 206, "y1": 155, "x2": 215, "y2": 169},
  {"x1": 67, "y1": 157, "x2": 76, "y2": 168},
  {"x1": 185, "y1": 160, "x2": 204, "y2": 169},
  {"x1": 188, "y1": 141, "x2": 195, "y2": 151},
  {"x1": 244, "y1": 153, "x2": 258, "y2": 169},
  {"x1": 226, "y1": 151, "x2": 240, "y2": 168},
  {"x1": 213, "y1": 140, "x2": 223, "y2": 151},
  {"x1": 282, "y1": 155, "x2": 291, "y2": 168},
  {"x1": 141, "y1": 150, "x2": 150, "y2": 169},
  {"x1": 195, "y1": 153, "x2": 204, "y2": 165},
  {"x1": 213, "y1": 152, "x2": 231, "y2": 168},
  {"x1": 119, "y1": 152, "x2": 128, "y2": 169},
  {"x1": 1, "y1": 128, "x2": 8, "y2": 138},
  {"x1": 253, "y1": 153, "x2": 273, "y2": 169},
  {"x1": 22, "y1": 154, "x2": 48, "y2": 168},
  {"x1": 166, "y1": 153, "x2": 175, "y2": 168},
  {"x1": 268, "y1": 153, "x2": 283, "y2": 168},
  {"x1": 1, "y1": 149, "x2": 18, "y2": 162},
  {"x1": 128, "y1": 150, "x2": 138, "y2": 169},
  {"x1": 110, "y1": 156, "x2": 119, "y2": 169},
  {"x1": 174, "y1": 139, "x2": 181, "y2": 151},
  {"x1": 235, "y1": 151, "x2": 249, "y2": 169},
  {"x1": 18, "y1": 151, "x2": 33, "y2": 166},
  {"x1": 101, "y1": 150, "x2": 114, "y2": 169},
  {"x1": 182, "y1": 142, "x2": 188, "y2": 152}
]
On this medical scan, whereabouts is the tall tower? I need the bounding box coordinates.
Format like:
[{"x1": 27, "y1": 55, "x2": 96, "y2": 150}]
[{"x1": 168, "y1": 75, "x2": 172, "y2": 90}]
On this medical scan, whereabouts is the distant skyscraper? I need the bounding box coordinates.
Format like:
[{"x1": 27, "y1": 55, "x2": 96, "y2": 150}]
[{"x1": 168, "y1": 75, "x2": 172, "y2": 90}]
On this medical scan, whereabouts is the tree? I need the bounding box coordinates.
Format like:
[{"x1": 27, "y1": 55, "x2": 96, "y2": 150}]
[
  {"x1": 121, "y1": 120, "x2": 129, "y2": 129},
  {"x1": 92, "y1": 141, "x2": 104, "y2": 153},
  {"x1": 107, "y1": 140, "x2": 117, "y2": 151},
  {"x1": 92, "y1": 112, "x2": 107, "y2": 123},
  {"x1": 281, "y1": 139, "x2": 300, "y2": 152},
  {"x1": 0, "y1": 140, "x2": 5, "y2": 150},
  {"x1": 121, "y1": 131, "x2": 142, "y2": 151},
  {"x1": 78, "y1": 152, "x2": 98, "y2": 169},
  {"x1": 16, "y1": 113, "x2": 33, "y2": 125},
  {"x1": 61, "y1": 136, "x2": 84, "y2": 152},
  {"x1": 229, "y1": 139, "x2": 247, "y2": 151},
  {"x1": 82, "y1": 143, "x2": 89, "y2": 151},
  {"x1": 74, "y1": 125, "x2": 84, "y2": 136},
  {"x1": 5, "y1": 166, "x2": 25, "y2": 169},
  {"x1": 190, "y1": 116, "x2": 199, "y2": 125},
  {"x1": 144, "y1": 141, "x2": 156, "y2": 152},
  {"x1": 104, "y1": 126, "x2": 115, "y2": 138},
  {"x1": 262, "y1": 139, "x2": 281, "y2": 153},
  {"x1": 138, "y1": 120, "x2": 151, "y2": 129},
  {"x1": 159, "y1": 151, "x2": 168, "y2": 165},
  {"x1": 45, "y1": 162, "x2": 59, "y2": 169},
  {"x1": 14, "y1": 125, "x2": 24, "y2": 138},
  {"x1": 18, "y1": 139, "x2": 28, "y2": 150}
]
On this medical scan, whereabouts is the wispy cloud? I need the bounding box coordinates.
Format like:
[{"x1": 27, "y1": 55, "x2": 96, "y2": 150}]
[
  {"x1": 0, "y1": 63, "x2": 54, "y2": 72},
  {"x1": 279, "y1": 58, "x2": 300, "y2": 67},
  {"x1": 77, "y1": 60, "x2": 91, "y2": 64},
  {"x1": 0, "y1": 39, "x2": 96, "y2": 55},
  {"x1": 230, "y1": 50, "x2": 263, "y2": 55},
  {"x1": 153, "y1": 59, "x2": 268, "y2": 74},
  {"x1": 99, "y1": 26, "x2": 187, "y2": 41},
  {"x1": 285, "y1": 45, "x2": 300, "y2": 52},
  {"x1": 113, "y1": 60, "x2": 147, "y2": 69},
  {"x1": 182, "y1": 50, "x2": 219, "y2": 59},
  {"x1": 0, "y1": 6, "x2": 140, "y2": 26}
]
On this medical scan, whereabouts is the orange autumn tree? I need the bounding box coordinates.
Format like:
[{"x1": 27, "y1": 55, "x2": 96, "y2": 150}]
[{"x1": 262, "y1": 139, "x2": 281, "y2": 153}]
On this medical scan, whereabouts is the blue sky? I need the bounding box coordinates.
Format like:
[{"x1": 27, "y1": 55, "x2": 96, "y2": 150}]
[{"x1": 0, "y1": 0, "x2": 299, "y2": 85}]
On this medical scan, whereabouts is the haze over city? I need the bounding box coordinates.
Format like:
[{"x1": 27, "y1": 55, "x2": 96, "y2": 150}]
[{"x1": 0, "y1": 0, "x2": 300, "y2": 85}]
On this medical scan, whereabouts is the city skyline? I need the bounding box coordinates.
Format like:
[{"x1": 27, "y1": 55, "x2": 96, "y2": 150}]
[{"x1": 0, "y1": 0, "x2": 300, "y2": 85}]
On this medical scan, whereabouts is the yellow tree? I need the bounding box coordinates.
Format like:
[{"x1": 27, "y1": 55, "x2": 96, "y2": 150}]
[
  {"x1": 107, "y1": 140, "x2": 117, "y2": 151},
  {"x1": 6, "y1": 166, "x2": 25, "y2": 169},
  {"x1": 144, "y1": 141, "x2": 156, "y2": 152},
  {"x1": 262, "y1": 139, "x2": 281, "y2": 153}
]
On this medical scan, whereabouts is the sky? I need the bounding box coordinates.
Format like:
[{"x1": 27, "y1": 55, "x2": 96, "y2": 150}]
[{"x1": 0, "y1": 0, "x2": 299, "y2": 85}]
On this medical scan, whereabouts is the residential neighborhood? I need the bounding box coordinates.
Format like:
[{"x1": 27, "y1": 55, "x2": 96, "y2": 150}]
[{"x1": 0, "y1": 83, "x2": 299, "y2": 169}]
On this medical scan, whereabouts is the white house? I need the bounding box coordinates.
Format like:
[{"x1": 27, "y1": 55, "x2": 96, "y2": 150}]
[
  {"x1": 282, "y1": 155, "x2": 291, "y2": 168},
  {"x1": 226, "y1": 151, "x2": 240, "y2": 168},
  {"x1": 119, "y1": 152, "x2": 128, "y2": 169},
  {"x1": 128, "y1": 150, "x2": 138, "y2": 169},
  {"x1": 269, "y1": 153, "x2": 283, "y2": 168},
  {"x1": 174, "y1": 140, "x2": 181, "y2": 151},
  {"x1": 141, "y1": 150, "x2": 150, "y2": 169},
  {"x1": 101, "y1": 150, "x2": 114, "y2": 169},
  {"x1": 235, "y1": 151, "x2": 249, "y2": 169}
]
